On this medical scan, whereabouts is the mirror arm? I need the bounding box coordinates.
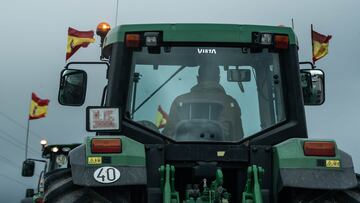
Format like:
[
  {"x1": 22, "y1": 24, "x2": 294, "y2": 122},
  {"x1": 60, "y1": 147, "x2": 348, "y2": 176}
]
[
  {"x1": 27, "y1": 158, "x2": 47, "y2": 170},
  {"x1": 64, "y1": 61, "x2": 109, "y2": 69},
  {"x1": 237, "y1": 82, "x2": 245, "y2": 93},
  {"x1": 299, "y1": 61, "x2": 316, "y2": 69},
  {"x1": 101, "y1": 85, "x2": 108, "y2": 107},
  {"x1": 37, "y1": 170, "x2": 45, "y2": 193}
]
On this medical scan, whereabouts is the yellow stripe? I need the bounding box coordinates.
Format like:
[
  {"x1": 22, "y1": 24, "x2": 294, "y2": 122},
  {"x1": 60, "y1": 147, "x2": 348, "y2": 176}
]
[
  {"x1": 313, "y1": 41, "x2": 329, "y2": 61},
  {"x1": 29, "y1": 101, "x2": 48, "y2": 117},
  {"x1": 67, "y1": 36, "x2": 95, "y2": 53},
  {"x1": 155, "y1": 111, "x2": 163, "y2": 127},
  {"x1": 155, "y1": 111, "x2": 167, "y2": 127}
]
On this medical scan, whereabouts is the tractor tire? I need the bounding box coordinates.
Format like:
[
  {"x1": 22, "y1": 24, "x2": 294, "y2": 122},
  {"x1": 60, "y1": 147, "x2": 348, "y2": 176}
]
[
  {"x1": 279, "y1": 187, "x2": 360, "y2": 203},
  {"x1": 43, "y1": 168, "x2": 132, "y2": 203}
]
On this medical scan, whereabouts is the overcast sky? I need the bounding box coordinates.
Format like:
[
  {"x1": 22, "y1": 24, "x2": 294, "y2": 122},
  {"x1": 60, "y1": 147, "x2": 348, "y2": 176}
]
[{"x1": 1, "y1": 0, "x2": 360, "y2": 202}]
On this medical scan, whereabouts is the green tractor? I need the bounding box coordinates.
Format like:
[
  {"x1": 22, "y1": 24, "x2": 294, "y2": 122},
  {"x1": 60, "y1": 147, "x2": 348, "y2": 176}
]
[
  {"x1": 21, "y1": 143, "x2": 80, "y2": 203},
  {"x1": 48, "y1": 23, "x2": 360, "y2": 202}
]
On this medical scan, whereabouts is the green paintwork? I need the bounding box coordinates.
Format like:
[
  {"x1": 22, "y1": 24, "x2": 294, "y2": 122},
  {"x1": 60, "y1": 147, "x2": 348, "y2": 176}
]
[
  {"x1": 85, "y1": 136, "x2": 145, "y2": 166},
  {"x1": 181, "y1": 169, "x2": 230, "y2": 203},
  {"x1": 273, "y1": 138, "x2": 341, "y2": 169},
  {"x1": 159, "y1": 164, "x2": 231, "y2": 203},
  {"x1": 242, "y1": 165, "x2": 264, "y2": 203},
  {"x1": 159, "y1": 164, "x2": 180, "y2": 203},
  {"x1": 272, "y1": 138, "x2": 342, "y2": 200},
  {"x1": 103, "y1": 23, "x2": 298, "y2": 48}
]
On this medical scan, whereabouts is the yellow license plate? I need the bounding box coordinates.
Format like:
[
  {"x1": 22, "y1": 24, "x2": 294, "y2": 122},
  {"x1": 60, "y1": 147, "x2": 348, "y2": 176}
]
[
  {"x1": 88, "y1": 157, "x2": 102, "y2": 164},
  {"x1": 326, "y1": 160, "x2": 340, "y2": 168},
  {"x1": 217, "y1": 151, "x2": 225, "y2": 157}
]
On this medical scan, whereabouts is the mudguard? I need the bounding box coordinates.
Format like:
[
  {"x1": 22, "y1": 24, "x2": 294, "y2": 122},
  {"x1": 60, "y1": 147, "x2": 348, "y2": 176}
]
[
  {"x1": 273, "y1": 138, "x2": 357, "y2": 193},
  {"x1": 69, "y1": 136, "x2": 147, "y2": 187}
]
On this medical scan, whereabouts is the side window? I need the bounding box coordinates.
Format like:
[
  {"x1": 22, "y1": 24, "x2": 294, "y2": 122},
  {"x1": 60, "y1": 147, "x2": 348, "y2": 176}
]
[
  {"x1": 271, "y1": 63, "x2": 286, "y2": 123},
  {"x1": 254, "y1": 54, "x2": 285, "y2": 130},
  {"x1": 219, "y1": 66, "x2": 261, "y2": 137}
]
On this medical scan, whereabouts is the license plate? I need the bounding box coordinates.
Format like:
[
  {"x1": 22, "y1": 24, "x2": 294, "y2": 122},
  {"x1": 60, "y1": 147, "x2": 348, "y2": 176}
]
[
  {"x1": 88, "y1": 157, "x2": 102, "y2": 164},
  {"x1": 326, "y1": 160, "x2": 340, "y2": 168}
]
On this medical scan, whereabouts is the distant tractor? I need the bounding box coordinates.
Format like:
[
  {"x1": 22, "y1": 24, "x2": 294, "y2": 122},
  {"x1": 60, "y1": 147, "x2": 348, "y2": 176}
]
[
  {"x1": 43, "y1": 23, "x2": 360, "y2": 202},
  {"x1": 21, "y1": 143, "x2": 80, "y2": 203}
]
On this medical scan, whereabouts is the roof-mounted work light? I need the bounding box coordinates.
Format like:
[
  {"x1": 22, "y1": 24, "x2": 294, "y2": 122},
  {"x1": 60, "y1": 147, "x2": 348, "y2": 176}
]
[
  {"x1": 144, "y1": 32, "x2": 160, "y2": 47},
  {"x1": 40, "y1": 139, "x2": 47, "y2": 146},
  {"x1": 40, "y1": 139, "x2": 47, "y2": 150},
  {"x1": 51, "y1": 147, "x2": 59, "y2": 153},
  {"x1": 252, "y1": 32, "x2": 289, "y2": 49},
  {"x1": 260, "y1": 33, "x2": 273, "y2": 45}
]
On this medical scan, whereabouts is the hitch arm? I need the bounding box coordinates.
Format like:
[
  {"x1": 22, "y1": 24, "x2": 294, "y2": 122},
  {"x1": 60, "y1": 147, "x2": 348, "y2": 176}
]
[{"x1": 242, "y1": 165, "x2": 264, "y2": 203}]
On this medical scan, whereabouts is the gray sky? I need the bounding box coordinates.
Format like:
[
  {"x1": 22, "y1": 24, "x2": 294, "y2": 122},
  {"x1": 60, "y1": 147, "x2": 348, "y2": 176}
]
[{"x1": 1, "y1": 0, "x2": 360, "y2": 202}]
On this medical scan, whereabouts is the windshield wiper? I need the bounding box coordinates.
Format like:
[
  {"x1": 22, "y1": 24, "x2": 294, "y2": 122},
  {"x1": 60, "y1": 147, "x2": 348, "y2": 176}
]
[{"x1": 132, "y1": 65, "x2": 186, "y2": 115}]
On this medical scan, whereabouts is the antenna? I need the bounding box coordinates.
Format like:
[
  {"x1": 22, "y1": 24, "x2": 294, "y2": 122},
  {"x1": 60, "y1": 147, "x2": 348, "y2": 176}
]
[
  {"x1": 291, "y1": 18, "x2": 294, "y2": 30},
  {"x1": 115, "y1": 0, "x2": 119, "y2": 26}
]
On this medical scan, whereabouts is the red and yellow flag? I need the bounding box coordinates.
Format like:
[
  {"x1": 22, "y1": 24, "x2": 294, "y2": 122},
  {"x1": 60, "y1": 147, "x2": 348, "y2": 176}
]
[
  {"x1": 66, "y1": 27, "x2": 95, "y2": 60},
  {"x1": 312, "y1": 30, "x2": 332, "y2": 63},
  {"x1": 29, "y1": 93, "x2": 50, "y2": 120},
  {"x1": 155, "y1": 105, "x2": 168, "y2": 129}
]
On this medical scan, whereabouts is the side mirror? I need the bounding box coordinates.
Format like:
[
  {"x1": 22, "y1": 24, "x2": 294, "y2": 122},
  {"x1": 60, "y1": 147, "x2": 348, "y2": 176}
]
[
  {"x1": 300, "y1": 69, "x2": 325, "y2": 105},
  {"x1": 22, "y1": 160, "x2": 35, "y2": 177},
  {"x1": 227, "y1": 69, "x2": 251, "y2": 82},
  {"x1": 25, "y1": 188, "x2": 34, "y2": 198},
  {"x1": 58, "y1": 69, "x2": 87, "y2": 106}
]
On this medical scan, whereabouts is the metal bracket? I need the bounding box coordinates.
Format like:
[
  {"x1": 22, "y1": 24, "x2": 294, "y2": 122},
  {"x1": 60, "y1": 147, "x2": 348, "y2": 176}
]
[{"x1": 299, "y1": 61, "x2": 316, "y2": 69}]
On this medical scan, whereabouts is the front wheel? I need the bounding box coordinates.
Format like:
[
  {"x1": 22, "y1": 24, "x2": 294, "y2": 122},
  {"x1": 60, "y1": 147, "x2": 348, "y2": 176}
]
[{"x1": 279, "y1": 187, "x2": 360, "y2": 203}]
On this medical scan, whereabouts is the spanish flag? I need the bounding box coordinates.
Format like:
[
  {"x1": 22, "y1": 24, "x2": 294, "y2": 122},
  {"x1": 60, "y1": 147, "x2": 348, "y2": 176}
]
[
  {"x1": 29, "y1": 93, "x2": 50, "y2": 120},
  {"x1": 312, "y1": 29, "x2": 332, "y2": 63},
  {"x1": 66, "y1": 27, "x2": 95, "y2": 60},
  {"x1": 155, "y1": 105, "x2": 168, "y2": 129}
]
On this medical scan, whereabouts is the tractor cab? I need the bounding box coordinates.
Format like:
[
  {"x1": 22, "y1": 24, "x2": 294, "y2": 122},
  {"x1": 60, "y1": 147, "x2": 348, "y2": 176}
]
[
  {"x1": 21, "y1": 143, "x2": 80, "y2": 203},
  {"x1": 41, "y1": 144, "x2": 80, "y2": 171},
  {"x1": 54, "y1": 24, "x2": 359, "y2": 203}
]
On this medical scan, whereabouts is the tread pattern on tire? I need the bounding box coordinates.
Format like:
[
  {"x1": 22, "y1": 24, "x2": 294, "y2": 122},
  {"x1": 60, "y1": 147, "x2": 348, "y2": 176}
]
[{"x1": 44, "y1": 168, "x2": 131, "y2": 203}]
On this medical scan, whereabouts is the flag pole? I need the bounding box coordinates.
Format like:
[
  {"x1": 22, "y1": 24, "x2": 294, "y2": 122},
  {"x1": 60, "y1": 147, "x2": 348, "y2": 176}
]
[
  {"x1": 311, "y1": 24, "x2": 315, "y2": 64},
  {"x1": 25, "y1": 94, "x2": 32, "y2": 160},
  {"x1": 115, "y1": 0, "x2": 119, "y2": 26},
  {"x1": 25, "y1": 117, "x2": 30, "y2": 160}
]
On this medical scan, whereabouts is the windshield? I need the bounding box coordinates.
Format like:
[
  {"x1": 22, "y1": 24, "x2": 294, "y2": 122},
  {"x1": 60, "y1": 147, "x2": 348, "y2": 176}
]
[{"x1": 128, "y1": 46, "x2": 285, "y2": 142}]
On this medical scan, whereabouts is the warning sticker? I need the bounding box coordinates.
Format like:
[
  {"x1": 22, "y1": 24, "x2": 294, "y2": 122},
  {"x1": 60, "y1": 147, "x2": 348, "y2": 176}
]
[
  {"x1": 325, "y1": 160, "x2": 340, "y2": 168},
  {"x1": 88, "y1": 157, "x2": 102, "y2": 165}
]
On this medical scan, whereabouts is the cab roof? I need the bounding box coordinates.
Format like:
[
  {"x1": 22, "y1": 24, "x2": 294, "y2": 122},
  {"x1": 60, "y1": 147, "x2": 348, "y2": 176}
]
[{"x1": 103, "y1": 23, "x2": 298, "y2": 48}]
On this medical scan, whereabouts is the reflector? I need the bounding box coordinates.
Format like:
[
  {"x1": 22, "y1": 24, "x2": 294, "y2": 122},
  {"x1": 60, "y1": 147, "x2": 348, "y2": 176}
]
[
  {"x1": 126, "y1": 34, "x2": 141, "y2": 48},
  {"x1": 91, "y1": 138, "x2": 122, "y2": 153},
  {"x1": 274, "y1": 35, "x2": 289, "y2": 49},
  {"x1": 304, "y1": 141, "x2": 335, "y2": 157}
]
